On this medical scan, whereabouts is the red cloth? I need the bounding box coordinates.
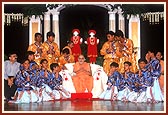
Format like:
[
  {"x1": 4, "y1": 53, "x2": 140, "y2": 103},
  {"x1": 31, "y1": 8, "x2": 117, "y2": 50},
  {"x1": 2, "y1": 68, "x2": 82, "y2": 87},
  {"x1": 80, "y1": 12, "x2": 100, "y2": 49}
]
[
  {"x1": 88, "y1": 30, "x2": 96, "y2": 35},
  {"x1": 86, "y1": 37, "x2": 98, "y2": 57},
  {"x1": 71, "y1": 36, "x2": 82, "y2": 61},
  {"x1": 71, "y1": 93, "x2": 92, "y2": 99},
  {"x1": 72, "y1": 29, "x2": 80, "y2": 34}
]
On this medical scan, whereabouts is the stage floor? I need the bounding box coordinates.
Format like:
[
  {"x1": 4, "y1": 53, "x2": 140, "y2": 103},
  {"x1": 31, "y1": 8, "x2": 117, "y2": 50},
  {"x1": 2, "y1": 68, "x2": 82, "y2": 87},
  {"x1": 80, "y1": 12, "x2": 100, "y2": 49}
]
[{"x1": 3, "y1": 99, "x2": 164, "y2": 112}]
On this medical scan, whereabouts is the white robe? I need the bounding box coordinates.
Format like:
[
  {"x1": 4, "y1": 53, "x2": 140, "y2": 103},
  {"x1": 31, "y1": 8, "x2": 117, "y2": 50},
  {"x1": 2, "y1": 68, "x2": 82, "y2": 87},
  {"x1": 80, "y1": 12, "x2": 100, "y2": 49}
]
[
  {"x1": 60, "y1": 69, "x2": 76, "y2": 93},
  {"x1": 91, "y1": 64, "x2": 108, "y2": 98}
]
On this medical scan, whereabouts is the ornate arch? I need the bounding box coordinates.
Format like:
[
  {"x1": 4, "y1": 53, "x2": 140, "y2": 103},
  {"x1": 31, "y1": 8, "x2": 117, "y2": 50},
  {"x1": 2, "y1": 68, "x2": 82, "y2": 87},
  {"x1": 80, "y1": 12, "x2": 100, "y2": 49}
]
[{"x1": 46, "y1": 4, "x2": 120, "y2": 12}]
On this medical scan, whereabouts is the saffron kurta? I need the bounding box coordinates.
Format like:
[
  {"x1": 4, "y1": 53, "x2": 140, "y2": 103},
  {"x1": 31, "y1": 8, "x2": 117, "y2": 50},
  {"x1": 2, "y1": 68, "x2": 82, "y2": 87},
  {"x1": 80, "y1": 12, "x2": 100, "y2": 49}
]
[
  {"x1": 27, "y1": 43, "x2": 45, "y2": 65},
  {"x1": 119, "y1": 38, "x2": 136, "y2": 73},
  {"x1": 72, "y1": 62, "x2": 93, "y2": 93},
  {"x1": 42, "y1": 41, "x2": 60, "y2": 69},
  {"x1": 58, "y1": 55, "x2": 75, "y2": 69},
  {"x1": 100, "y1": 41, "x2": 121, "y2": 74}
]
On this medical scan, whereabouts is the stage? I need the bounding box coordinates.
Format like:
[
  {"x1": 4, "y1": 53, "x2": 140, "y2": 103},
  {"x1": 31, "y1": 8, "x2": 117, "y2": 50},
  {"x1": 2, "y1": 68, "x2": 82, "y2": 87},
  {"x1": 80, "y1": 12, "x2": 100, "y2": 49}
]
[{"x1": 4, "y1": 99, "x2": 164, "y2": 112}]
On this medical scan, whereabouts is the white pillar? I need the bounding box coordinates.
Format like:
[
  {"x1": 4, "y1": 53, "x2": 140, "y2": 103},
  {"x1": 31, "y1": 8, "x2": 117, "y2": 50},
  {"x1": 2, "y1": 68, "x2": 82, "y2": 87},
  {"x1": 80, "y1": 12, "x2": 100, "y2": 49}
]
[
  {"x1": 118, "y1": 8, "x2": 125, "y2": 35},
  {"x1": 29, "y1": 15, "x2": 41, "y2": 45},
  {"x1": 108, "y1": 10, "x2": 117, "y2": 32},
  {"x1": 44, "y1": 12, "x2": 51, "y2": 41},
  {"x1": 7, "y1": 14, "x2": 11, "y2": 25},
  {"x1": 51, "y1": 11, "x2": 60, "y2": 49},
  {"x1": 129, "y1": 15, "x2": 140, "y2": 60}
]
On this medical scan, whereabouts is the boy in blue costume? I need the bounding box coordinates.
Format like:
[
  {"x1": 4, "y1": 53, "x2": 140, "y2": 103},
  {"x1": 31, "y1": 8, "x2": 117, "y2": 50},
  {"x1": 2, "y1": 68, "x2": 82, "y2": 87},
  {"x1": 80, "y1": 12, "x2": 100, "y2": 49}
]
[
  {"x1": 117, "y1": 61, "x2": 135, "y2": 102},
  {"x1": 99, "y1": 62, "x2": 123, "y2": 100},
  {"x1": 49, "y1": 63, "x2": 71, "y2": 99}
]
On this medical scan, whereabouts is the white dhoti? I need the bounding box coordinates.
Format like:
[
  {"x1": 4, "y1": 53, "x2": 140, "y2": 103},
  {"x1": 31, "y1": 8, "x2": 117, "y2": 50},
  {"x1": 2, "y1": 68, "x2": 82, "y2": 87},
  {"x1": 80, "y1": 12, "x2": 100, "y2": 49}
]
[
  {"x1": 146, "y1": 86, "x2": 152, "y2": 99},
  {"x1": 37, "y1": 84, "x2": 54, "y2": 102},
  {"x1": 152, "y1": 78, "x2": 164, "y2": 102},
  {"x1": 30, "y1": 90, "x2": 39, "y2": 102},
  {"x1": 98, "y1": 86, "x2": 118, "y2": 100},
  {"x1": 15, "y1": 90, "x2": 38, "y2": 103},
  {"x1": 127, "y1": 91, "x2": 138, "y2": 102},
  {"x1": 52, "y1": 90, "x2": 61, "y2": 99},
  {"x1": 15, "y1": 91, "x2": 30, "y2": 103},
  {"x1": 99, "y1": 89, "x2": 112, "y2": 100},
  {"x1": 117, "y1": 87, "x2": 131, "y2": 101},
  {"x1": 15, "y1": 87, "x2": 38, "y2": 103},
  {"x1": 137, "y1": 91, "x2": 147, "y2": 103},
  {"x1": 58, "y1": 85, "x2": 71, "y2": 99}
]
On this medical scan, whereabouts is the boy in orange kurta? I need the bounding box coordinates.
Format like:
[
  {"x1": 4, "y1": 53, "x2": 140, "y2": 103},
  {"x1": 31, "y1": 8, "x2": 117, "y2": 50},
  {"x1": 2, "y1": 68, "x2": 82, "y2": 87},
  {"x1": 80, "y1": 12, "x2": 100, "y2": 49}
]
[
  {"x1": 115, "y1": 30, "x2": 136, "y2": 73},
  {"x1": 100, "y1": 31, "x2": 116, "y2": 74},
  {"x1": 72, "y1": 55, "x2": 93, "y2": 93},
  {"x1": 42, "y1": 31, "x2": 60, "y2": 69},
  {"x1": 58, "y1": 48, "x2": 75, "y2": 69},
  {"x1": 27, "y1": 32, "x2": 45, "y2": 65},
  {"x1": 62, "y1": 41, "x2": 74, "y2": 55}
]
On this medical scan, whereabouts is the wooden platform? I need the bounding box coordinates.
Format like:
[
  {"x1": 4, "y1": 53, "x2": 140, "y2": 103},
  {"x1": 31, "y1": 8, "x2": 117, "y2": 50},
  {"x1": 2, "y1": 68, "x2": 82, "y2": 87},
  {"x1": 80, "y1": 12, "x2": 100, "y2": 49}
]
[{"x1": 3, "y1": 100, "x2": 164, "y2": 112}]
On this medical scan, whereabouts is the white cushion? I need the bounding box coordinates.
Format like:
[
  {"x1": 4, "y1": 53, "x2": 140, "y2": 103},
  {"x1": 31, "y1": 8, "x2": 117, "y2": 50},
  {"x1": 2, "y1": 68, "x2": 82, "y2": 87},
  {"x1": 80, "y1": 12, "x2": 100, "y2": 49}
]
[{"x1": 64, "y1": 63, "x2": 75, "y2": 74}]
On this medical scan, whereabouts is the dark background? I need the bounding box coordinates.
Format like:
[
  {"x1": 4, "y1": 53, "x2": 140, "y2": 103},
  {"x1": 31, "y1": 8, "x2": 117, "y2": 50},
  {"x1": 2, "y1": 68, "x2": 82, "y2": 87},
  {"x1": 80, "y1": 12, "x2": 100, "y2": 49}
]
[{"x1": 4, "y1": 4, "x2": 164, "y2": 64}]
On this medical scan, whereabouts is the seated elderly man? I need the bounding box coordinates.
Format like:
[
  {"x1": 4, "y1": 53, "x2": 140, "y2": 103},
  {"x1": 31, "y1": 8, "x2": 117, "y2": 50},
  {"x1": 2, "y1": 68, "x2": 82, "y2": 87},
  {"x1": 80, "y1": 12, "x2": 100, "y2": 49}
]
[
  {"x1": 60, "y1": 55, "x2": 108, "y2": 98},
  {"x1": 72, "y1": 54, "x2": 93, "y2": 93}
]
